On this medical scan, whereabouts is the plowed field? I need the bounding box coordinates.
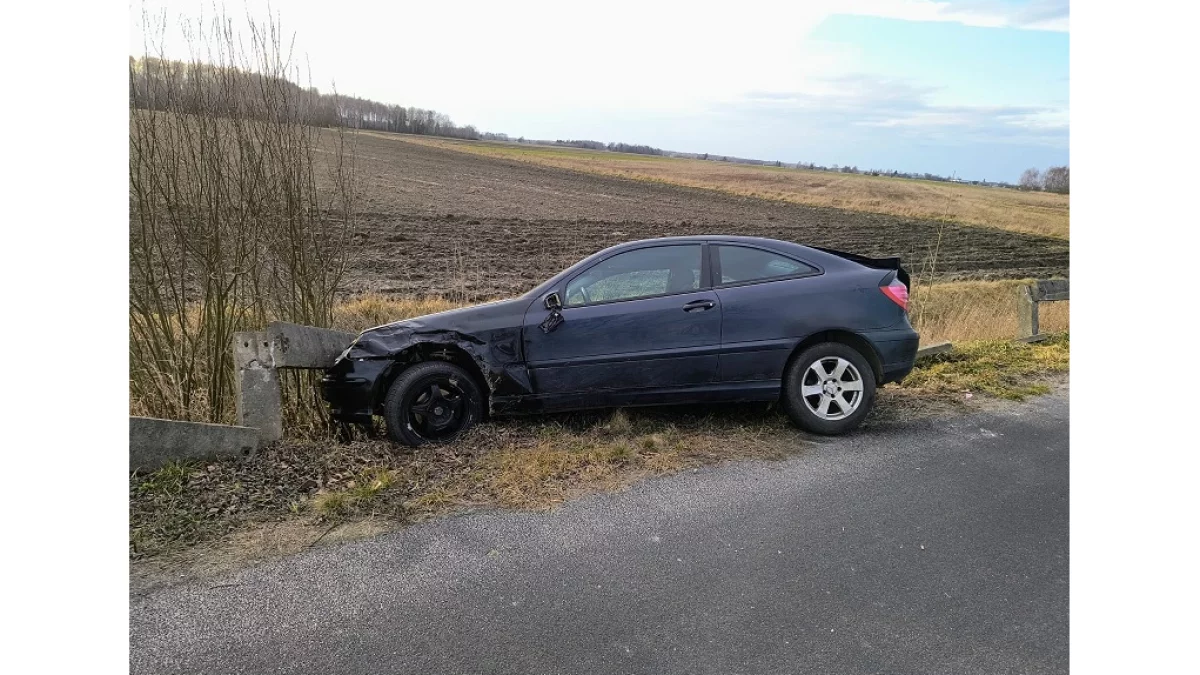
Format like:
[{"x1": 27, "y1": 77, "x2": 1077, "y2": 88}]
[{"x1": 343, "y1": 133, "x2": 1069, "y2": 299}]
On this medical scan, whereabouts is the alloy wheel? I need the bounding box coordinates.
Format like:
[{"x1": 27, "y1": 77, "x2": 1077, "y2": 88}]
[{"x1": 800, "y1": 357, "x2": 864, "y2": 420}]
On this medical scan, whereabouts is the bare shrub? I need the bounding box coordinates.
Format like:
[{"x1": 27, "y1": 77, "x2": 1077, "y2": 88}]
[
  {"x1": 1018, "y1": 167, "x2": 1043, "y2": 191},
  {"x1": 129, "y1": 9, "x2": 357, "y2": 430},
  {"x1": 1042, "y1": 166, "x2": 1070, "y2": 194}
]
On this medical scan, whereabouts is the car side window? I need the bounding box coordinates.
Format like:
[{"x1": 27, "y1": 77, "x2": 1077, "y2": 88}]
[
  {"x1": 565, "y1": 245, "x2": 702, "y2": 307},
  {"x1": 716, "y1": 245, "x2": 816, "y2": 285}
]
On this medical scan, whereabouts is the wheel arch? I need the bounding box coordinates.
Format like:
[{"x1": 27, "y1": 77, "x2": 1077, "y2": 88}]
[
  {"x1": 783, "y1": 330, "x2": 884, "y2": 383},
  {"x1": 373, "y1": 343, "x2": 492, "y2": 418}
]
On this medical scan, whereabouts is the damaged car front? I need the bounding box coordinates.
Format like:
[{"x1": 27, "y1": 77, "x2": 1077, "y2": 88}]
[{"x1": 320, "y1": 298, "x2": 536, "y2": 443}]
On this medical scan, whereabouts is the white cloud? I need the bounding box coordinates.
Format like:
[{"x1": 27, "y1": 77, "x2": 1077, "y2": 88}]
[
  {"x1": 711, "y1": 73, "x2": 1067, "y2": 150},
  {"x1": 838, "y1": 0, "x2": 1069, "y2": 32}
]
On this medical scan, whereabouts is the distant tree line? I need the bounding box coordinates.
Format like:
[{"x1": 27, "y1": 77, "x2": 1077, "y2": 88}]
[
  {"x1": 607, "y1": 142, "x2": 664, "y2": 156},
  {"x1": 793, "y1": 161, "x2": 982, "y2": 183},
  {"x1": 549, "y1": 139, "x2": 665, "y2": 155},
  {"x1": 334, "y1": 94, "x2": 479, "y2": 138},
  {"x1": 129, "y1": 57, "x2": 481, "y2": 140},
  {"x1": 1018, "y1": 166, "x2": 1070, "y2": 194},
  {"x1": 553, "y1": 139, "x2": 607, "y2": 150}
]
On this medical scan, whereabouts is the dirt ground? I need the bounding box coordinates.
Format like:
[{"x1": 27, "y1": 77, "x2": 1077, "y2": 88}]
[{"x1": 340, "y1": 134, "x2": 1070, "y2": 299}]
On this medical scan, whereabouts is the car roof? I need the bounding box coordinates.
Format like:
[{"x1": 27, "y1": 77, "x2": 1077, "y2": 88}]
[
  {"x1": 617, "y1": 235, "x2": 779, "y2": 244},
  {"x1": 599, "y1": 235, "x2": 829, "y2": 259},
  {"x1": 526, "y1": 235, "x2": 856, "y2": 297},
  {"x1": 602, "y1": 235, "x2": 790, "y2": 250}
]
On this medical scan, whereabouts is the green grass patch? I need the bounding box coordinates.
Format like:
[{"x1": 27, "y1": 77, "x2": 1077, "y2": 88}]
[
  {"x1": 312, "y1": 467, "x2": 397, "y2": 516},
  {"x1": 130, "y1": 460, "x2": 229, "y2": 557},
  {"x1": 901, "y1": 333, "x2": 1069, "y2": 400}
]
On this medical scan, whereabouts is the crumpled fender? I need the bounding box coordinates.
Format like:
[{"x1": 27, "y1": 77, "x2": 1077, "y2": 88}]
[{"x1": 343, "y1": 307, "x2": 534, "y2": 406}]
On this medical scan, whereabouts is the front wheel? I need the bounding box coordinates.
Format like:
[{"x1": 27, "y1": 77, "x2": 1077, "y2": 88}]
[
  {"x1": 383, "y1": 361, "x2": 483, "y2": 446},
  {"x1": 781, "y1": 343, "x2": 876, "y2": 435}
]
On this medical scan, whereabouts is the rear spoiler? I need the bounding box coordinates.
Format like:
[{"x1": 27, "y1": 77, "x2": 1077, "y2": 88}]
[{"x1": 811, "y1": 246, "x2": 911, "y2": 288}]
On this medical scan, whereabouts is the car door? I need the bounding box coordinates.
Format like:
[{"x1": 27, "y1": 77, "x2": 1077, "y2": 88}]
[
  {"x1": 522, "y1": 243, "x2": 721, "y2": 395},
  {"x1": 710, "y1": 243, "x2": 824, "y2": 382}
]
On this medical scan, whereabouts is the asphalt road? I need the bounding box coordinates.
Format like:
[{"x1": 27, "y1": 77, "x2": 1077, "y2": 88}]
[{"x1": 131, "y1": 388, "x2": 1069, "y2": 675}]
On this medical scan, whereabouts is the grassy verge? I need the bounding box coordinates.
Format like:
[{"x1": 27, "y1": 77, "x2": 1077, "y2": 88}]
[
  {"x1": 131, "y1": 406, "x2": 798, "y2": 559},
  {"x1": 387, "y1": 134, "x2": 1070, "y2": 239},
  {"x1": 901, "y1": 333, "x2": 1070, "y2": 399}
]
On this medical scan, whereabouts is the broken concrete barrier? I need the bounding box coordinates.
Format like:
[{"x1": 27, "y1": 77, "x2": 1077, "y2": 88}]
[
  {"x1": 130, "y1": 416, "x2": 259, "y2": 472},
  {"x1": 233, "y1": 322, "x2": 356, "y2": 444},
  {"x1": 915, "y1": 341, "x2": 954, "y2": 360}
]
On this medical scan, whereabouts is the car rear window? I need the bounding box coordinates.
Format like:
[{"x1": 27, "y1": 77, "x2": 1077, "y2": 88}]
[{"x1": 716, "y1": 245, "x2": 816, "y2": 285}]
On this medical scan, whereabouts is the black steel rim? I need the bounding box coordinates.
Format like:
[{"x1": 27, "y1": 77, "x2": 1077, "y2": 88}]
[{"x1": 406, "y1": 377, "x2": 469, "y2": 440}]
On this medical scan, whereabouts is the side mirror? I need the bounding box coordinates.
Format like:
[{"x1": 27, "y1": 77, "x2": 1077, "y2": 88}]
[{"x1": 544, "y1": 292, "x2": 562, "y2": 310}]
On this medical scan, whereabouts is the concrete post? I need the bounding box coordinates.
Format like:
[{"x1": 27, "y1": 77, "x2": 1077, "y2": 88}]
[
  {"x1": 231, "y1": 324, "x2": 355, "y2": 445},
  {"x1": 1017, "y1": 285, "x2": 1039, "y2": 339},
  {"x1": 233, "y1": 331, "x2": 283, "y2": 444},
  {"x1": 237, "y1": 366, "x2": 284, "y2": 443}
]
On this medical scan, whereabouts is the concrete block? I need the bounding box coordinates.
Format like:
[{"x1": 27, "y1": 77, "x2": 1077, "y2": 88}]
[
  {"x1": 1017, "y1": 285, "x2": 1038, "y2": 338},
  {"x1": 267, "y1": 321, "x2": 356, "y2": 369},
  {"x1": 231, "y1": 323, "x2": 351, "y2": 445},
  {"x1": 130, "y1": 416, "x2": 258, "y2": 472},
  {"x1": 237, "y1": 366, "x2": 283, "y2": 444},
  {"x1": 1033, "y1": 279, "x2": 1070, "y2": 302},
  {"x1": 233, "y1": 325, "x2": 354, "y2": 370},
  {"x1": 233, "y1": 331, "x2": 272, "y2": 368},
  {"x1": 916, "y1": 341, "x2": 954, "y2": 359}
]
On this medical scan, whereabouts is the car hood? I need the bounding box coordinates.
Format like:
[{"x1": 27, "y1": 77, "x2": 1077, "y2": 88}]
[{"x1": 342, "y1": 296, "x2": 530, "y2": 361}]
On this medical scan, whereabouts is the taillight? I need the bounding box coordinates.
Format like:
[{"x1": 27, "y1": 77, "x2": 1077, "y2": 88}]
[{"x1": 880, "y1": 278, "x2": 909, "y2": 311}]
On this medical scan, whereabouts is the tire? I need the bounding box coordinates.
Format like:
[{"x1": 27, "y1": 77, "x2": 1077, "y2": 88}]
[
  {"x1": 781, "y1": 342, "x2": 877, "y2": 436},
  {"x1": 383, "y1": 361, "x2": 483, "y2": 447}
]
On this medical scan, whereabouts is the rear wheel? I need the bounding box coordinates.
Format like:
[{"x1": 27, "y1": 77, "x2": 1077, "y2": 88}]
[
  {"x1": 383, "y1": 361, "x2": 483, "y2": 446},
  {"x1": 782, "y1": 343, "x2": 876, "y2": 435}
]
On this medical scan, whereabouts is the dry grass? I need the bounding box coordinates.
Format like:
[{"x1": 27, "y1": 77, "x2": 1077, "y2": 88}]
[
  {"x1": 451, "y1": 409, "x2": 792, "y2": 510},
  {"x1": 131, "y1": 285, "x2": 1071, "y2": 561},
  {"x1": 389, "y1": 135, "x2": 1070, "y2": 240},
  {"x1": 332, "y1": 295, "x2": 463, "y2": 332},
  {"x1": 130, "y1": 406, "x2": 800, "y2": 558},
  {"x1": 132, "y1": 283, "x2": 1071, "y2": 563},
  {"x1": 311, "y1": 467, "x2": 397, "y2": 516},
  {"x1": 911, "y1": 279, "x2": 1069, "y2": 345},
  {"x1": 902, "y1": 334, "x2": 1069, "y2": 400}
]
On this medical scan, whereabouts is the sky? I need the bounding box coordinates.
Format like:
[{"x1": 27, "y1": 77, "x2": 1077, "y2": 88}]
[{"x1": 130, "y1": 0, "x2": 1069, "y2": 182}]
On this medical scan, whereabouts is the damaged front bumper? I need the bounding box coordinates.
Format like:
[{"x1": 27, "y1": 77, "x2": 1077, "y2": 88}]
[{"x1": 321, "y1": 357, "x2": 392, "y2": 424}]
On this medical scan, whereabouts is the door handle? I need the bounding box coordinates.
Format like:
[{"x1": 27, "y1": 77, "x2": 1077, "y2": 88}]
[{"x1": 683, "y1": 299, "x2": 716, "y2": 312}]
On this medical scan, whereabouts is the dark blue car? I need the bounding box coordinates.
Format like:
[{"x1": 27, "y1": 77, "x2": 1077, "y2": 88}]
[{"x1": 322, "y1": 236, "x2": 919, "y2": 446}]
